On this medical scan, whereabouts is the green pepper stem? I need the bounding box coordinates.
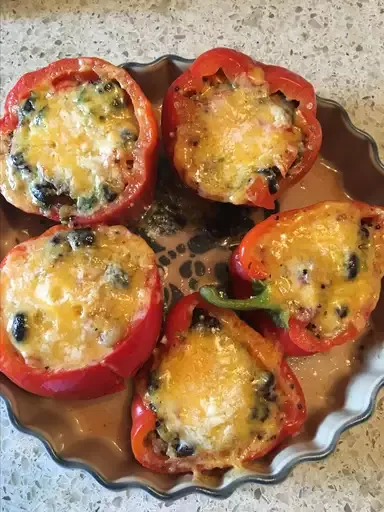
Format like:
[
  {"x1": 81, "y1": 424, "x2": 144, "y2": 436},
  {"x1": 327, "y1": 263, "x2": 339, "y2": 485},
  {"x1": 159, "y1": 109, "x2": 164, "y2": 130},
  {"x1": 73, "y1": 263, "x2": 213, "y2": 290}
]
[
  {"x1": 199, "y1": 285, "x2": 289, "y2": 329},
  {"x1": 200, "y1": 285, "x2": 275, "y2": 311}
]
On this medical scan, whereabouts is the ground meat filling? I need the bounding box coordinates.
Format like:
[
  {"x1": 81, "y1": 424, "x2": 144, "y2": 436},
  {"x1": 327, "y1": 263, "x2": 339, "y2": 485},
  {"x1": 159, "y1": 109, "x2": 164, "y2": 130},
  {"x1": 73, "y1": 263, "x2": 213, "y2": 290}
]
[
  {"x1": 173, "y1": 69, "x2": 304, "y2": 205},
  {"x1": 2, "y1": 79, "x2": 139, "y2": 220},
  {"x1": 146, "y1": 309, "x2": 282, "y2": 460}
]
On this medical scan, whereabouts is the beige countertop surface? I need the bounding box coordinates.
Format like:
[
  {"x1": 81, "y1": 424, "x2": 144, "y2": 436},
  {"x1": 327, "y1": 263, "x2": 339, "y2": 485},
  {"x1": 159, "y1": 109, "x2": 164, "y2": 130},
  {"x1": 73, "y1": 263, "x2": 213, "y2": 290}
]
[{"x1": 0, "y1": 0, "x2": 383, "y2": 511}]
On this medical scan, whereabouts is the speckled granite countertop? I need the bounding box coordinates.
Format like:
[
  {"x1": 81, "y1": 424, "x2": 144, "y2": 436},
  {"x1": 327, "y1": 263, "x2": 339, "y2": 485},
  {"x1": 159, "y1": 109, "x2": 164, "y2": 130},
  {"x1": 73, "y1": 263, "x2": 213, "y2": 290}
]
[{"x1": 0, "y1": 1, "x2": 383, "y2": 511}]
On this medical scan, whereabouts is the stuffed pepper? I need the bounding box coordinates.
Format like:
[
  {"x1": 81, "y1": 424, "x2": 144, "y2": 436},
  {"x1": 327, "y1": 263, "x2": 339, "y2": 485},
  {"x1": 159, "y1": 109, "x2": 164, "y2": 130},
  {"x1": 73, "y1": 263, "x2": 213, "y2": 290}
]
[
  {"x1": 162, "y1": 48, "x2": 322, "y2": 209},
  {"x1": 0, "y1": 58, "x2": 158, "y2": 225},
  {"x1": 131, "y1": 293, "x2": 306, "y2": 474},
  {"x1": 0, "y1": 225, "x2": 163, "y2": 399},
  {"x1": 201, "y1": 201, "x2": 384, "y2": 355}
]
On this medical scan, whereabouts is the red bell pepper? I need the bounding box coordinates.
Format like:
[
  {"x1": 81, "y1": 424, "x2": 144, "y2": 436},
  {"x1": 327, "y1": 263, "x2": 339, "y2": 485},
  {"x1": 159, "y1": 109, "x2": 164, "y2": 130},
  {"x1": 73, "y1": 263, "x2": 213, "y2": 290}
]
[
  {"x1": 0, "y1": 57, "x2": 158, "y2": 226},
  {"x1": 201, "y1": 201, "x2": 384, "y2": 356},
  {"x1": 131, "y1": 293, "x2": 306, "y2": 474},
  {"x1": 162, "y1": 48, "x2": 322, "y2": 209},
  {"x1": 0, "y1": 224, "x2": 163, "y2": 399}
]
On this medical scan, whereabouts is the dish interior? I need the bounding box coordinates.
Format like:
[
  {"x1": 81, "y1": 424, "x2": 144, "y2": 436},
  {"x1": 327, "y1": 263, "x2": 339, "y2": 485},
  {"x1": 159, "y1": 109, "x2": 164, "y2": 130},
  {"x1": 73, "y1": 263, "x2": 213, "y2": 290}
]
[{"x1": 0, "y1": 57, "x2": 383, "y2": 493}]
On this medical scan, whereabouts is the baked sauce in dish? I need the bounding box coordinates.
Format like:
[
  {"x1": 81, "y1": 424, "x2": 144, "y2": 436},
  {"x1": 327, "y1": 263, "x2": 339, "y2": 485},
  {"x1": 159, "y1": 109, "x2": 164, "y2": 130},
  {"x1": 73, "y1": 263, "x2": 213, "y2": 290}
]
[{"x1": 0, "y1": 225, "x2": 155, "y2": 370}]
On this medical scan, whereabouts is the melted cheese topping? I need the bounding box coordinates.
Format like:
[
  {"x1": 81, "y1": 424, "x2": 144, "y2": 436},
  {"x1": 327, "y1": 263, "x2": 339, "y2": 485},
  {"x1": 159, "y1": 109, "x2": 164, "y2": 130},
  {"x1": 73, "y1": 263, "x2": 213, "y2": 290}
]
[
  {"x1": 257, "y1": 202, "x2": 383, "y2": 337},
  {"x1": 173, "y1": 72, "x2": 302, "y2": 204},
  {"x1": 150, "y1": 324, "x2": 281, "y2": 455},
  {"x1": 0, "y1": 226, "x2": 154, "y2": 370},
  {"x1": 2, "y1": 81, "x2": 139, "y2": 218}
]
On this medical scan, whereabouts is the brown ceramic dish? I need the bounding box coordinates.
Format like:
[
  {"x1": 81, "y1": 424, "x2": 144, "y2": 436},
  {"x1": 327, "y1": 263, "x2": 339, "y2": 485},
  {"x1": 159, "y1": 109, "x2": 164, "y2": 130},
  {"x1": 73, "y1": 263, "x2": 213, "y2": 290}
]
[{"x1": 0, "y1": 56, "x2": 383, "y2": 499}]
